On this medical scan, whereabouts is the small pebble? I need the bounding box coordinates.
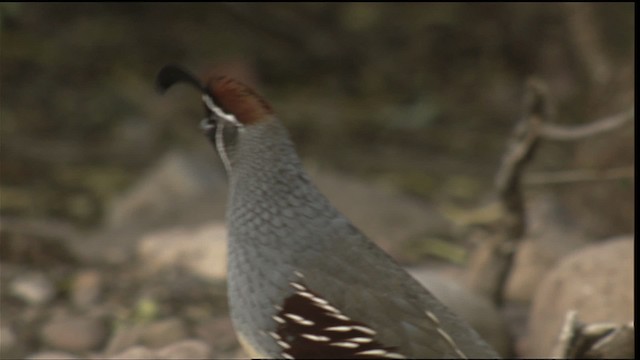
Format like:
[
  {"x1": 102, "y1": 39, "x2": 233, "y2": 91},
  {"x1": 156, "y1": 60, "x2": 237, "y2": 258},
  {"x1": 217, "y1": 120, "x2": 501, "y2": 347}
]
[
  {"x1": 40, "y1": 315, "x2": 107, "y2": 352},
  {"x1": 10, "y1": 272, "x2": 55, "y2": 306}
]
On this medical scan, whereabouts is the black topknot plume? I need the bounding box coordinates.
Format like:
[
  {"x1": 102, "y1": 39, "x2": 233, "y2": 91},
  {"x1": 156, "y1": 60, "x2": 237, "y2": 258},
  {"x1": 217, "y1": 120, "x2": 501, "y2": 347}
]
[{"x1": 156, "y1": 64, "x2": 206, "y2": 94}]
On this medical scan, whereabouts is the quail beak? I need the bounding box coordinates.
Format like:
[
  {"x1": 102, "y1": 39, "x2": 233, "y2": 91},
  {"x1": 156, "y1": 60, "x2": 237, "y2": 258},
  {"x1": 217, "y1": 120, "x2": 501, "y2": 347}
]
[{"x1": 200, "y1": 98, "x2": 218, "y2": 135}]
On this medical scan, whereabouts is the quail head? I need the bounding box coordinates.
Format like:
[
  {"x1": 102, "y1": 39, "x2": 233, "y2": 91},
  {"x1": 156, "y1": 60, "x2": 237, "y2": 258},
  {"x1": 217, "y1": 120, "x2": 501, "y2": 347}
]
[{"x1": 156, "y1": 65, "x2": 499, "y2": 359}]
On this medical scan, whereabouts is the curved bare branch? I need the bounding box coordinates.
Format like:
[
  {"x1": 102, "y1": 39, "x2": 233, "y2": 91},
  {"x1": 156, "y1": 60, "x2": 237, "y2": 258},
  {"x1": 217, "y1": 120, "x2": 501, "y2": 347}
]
[{"x1": 540, "y1": 108, "x2": 634, "y2": 141}]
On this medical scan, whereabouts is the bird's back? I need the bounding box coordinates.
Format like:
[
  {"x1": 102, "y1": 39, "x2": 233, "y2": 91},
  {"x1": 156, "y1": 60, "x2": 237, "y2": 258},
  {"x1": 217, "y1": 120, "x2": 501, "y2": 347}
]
[{"x1": 225, "y1": 123, "x2": 498, "y2": 358}]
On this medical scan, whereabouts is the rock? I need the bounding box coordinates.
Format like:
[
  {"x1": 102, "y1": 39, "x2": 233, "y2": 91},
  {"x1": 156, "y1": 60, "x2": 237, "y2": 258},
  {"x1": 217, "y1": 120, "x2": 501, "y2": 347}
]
[
  {"x1": 193, "y1": 316, "x2": 240, "y2": 354},
  {"x1": 505, "y1": 193, "x2": 590, "y2": 304},
  {"x1": 107, "y1": 150, "x2": 226, "y2": 229},
  {"x1": 309, "y1": 168, "x2": 451, "y2": 261},
  {"x1": 104, "y1": 319, "x2": 190, "y2": 355},
  {"x1": 156, "y1": 339, "x2": 211, "y2": 359},
  {"x1": 108, "y1": 345, "x2": 156, "y2": 360},
  {"x1": 526, "y1": 236, "x2": 634, "y2": 357},
  {"x1": 71, "y1": 269, "x2": 103, "y2": 308},
  {"x1": 408, "y1": 267, "x2": 512, "y2": 357},
  {"x1": 104, "y1": 340, "x2": 211, "y2": 360},
  {"x1": 139, "y1": 318, "x2": 189, "y2": 349},
  {"x1": 505, "y1": 239, "x2": 564, "y2": 304},
  {"x1": 10, "y1": 272, "x2": 55, "y2": 306},
  {"x1": 71, "y1": 150, "x2": 228, "y2": 265},
  {"x1": 137, "y1": 223, "x2": 227, "y2": 280},
  {"x1": 504, "y1": 240, "x2": 554, "y2": 303},
  {"x1": 40, "y1": 315, "x2": 107, "y2": 353},
  {"x1": 102, "y1": 324, "x2": 145, "y2": 356},
  {"x1": 0, "y1": 324, "x2": 17, "y2": 358},
  {"x1": 26, "y1": 351, "x2": 80, "y2": 360}
]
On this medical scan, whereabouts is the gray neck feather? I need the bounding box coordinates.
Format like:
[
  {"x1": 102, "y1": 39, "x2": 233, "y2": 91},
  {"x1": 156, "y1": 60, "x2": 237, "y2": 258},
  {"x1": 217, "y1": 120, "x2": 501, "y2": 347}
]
[{"x1": 226, "y1": 117, "x2": 340, "y2": 251}]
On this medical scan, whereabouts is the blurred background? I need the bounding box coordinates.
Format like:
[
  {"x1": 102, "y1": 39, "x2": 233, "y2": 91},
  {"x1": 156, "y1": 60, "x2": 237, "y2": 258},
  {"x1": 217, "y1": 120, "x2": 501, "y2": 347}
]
[{"x1": 0, "y1": 3, "x2": 634, "y2": 359}]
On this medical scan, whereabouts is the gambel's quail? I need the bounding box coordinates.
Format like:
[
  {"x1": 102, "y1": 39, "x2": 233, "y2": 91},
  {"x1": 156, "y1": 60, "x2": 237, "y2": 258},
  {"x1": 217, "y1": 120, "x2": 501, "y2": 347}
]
[{"x1": 156, "y1": 65, "x2": 500, "y2": 359}]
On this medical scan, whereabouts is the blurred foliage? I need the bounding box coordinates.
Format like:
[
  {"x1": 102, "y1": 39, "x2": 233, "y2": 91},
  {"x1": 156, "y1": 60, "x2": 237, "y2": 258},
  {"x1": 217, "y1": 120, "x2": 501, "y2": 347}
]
[{"x1": 0, "y1": 3, "x2": 634, "y2": 235}]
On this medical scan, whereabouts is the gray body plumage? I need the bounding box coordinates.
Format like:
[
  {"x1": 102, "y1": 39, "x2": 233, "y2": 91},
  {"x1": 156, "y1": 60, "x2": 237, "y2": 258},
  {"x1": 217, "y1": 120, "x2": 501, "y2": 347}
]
[{"x1": 224, "y1": 117, "x2": 499, "y2": 358}]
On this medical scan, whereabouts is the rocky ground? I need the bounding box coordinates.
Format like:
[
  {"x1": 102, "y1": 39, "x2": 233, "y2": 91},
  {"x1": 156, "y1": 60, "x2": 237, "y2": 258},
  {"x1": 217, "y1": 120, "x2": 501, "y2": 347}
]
[{"x1": 0, "y1": 150, "x2": 634, "y2": 359}]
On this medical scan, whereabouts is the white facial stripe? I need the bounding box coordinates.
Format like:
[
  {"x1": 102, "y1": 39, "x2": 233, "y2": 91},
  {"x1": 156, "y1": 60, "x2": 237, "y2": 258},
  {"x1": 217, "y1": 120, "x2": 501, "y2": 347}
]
[
  {"x1": 215, "y1": 120, "x2": 232, "y2": 173},
  {"x1": 202, "y1": 94, "x2": 242, "y2": 127},
  {"x1": 201, "y1": 94, "x2": 242, "y2": 174}
]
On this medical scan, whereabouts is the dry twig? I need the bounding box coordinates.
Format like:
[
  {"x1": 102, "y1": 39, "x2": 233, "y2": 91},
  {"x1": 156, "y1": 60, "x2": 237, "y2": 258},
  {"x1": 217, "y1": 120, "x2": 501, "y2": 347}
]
[
  {"x1": 466, "y1": 76, "x2": 633, "y2": 305},
  {"x1": 540, "y1": 107, "x2": 634, "y2": 141},
  {"x1": 525, "y1": 166, "x2": 634, "y2": 185},
  {"x1": 466, "y1": 79, "x2": 548, "y2": 304}
]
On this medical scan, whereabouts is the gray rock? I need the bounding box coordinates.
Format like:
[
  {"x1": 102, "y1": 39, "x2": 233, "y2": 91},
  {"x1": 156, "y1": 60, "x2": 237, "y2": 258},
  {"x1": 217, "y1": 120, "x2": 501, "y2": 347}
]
[
  {"x1": 26, "y1": 351, "x2": 80, "y2": 360},
  {"x1": 505, "y1": 240, "x2": 553, "y2": 303},
  {"x1": 73, "y1": 150, "x2": 228, "y2": 266},
  {"x1": 107, "y1": 150, "x2": 226, "y2": 229},
  {"x1": 0, "y1": 324, "x2": 17, "y2": 357},
  {"x1": 40, "y1": 315, "x2": 107, "y2": 353},
  {"x1": 10, "y1": 272, "x2": 55, "y2": 306},
  {"x1": 408, "y1": 267, "x2": 512, "y2": 357},
  {"x1": 137, "y1": 223, "x2": 228, "y2": 280},
  {"x1": 139, "y1": 318, "x2": 189, "y2": 349},
  {"x1": 193, "y1": 316, "x2": 240, "y2": 354},
  {"x1": 103, "y1": 340, "x2": 211, "y2": 360},
  {"x1": 108, "y1": 345, "x2": 156, "y2": 360},
  {"x1": 505, "y1": 194, "x2": 590, "y2": 304},
  {"x1": 505, "y1": 235, "x2": 588, "y2": 304},
  {"x1": 71, "y1": 269, "x2": 103, "y2": 308},
  {"x1": 156, "y1": 339, "x2": 211, "y2": 359},
  {"x1": 103, "y1": 319, "x2": 190, "y2": 355},
  {"x1": 527, "y1": 236, "x2": 634, "y2": 357},
  {"x1": 309, "y1": 168, "x2": 451, "y2": 261},
  {"x1": 102, "y1": 324, "x2": 145, "y2": 356}
]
